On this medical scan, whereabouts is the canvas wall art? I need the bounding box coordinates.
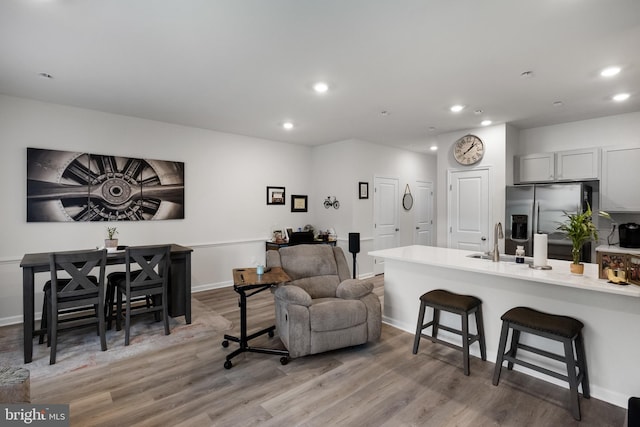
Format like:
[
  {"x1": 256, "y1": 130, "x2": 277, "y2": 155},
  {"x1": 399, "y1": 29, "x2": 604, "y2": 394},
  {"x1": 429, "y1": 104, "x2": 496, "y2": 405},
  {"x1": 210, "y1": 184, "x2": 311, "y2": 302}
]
[{"x1": 27, "y1": 148, "x2": 185, "y2": 222}]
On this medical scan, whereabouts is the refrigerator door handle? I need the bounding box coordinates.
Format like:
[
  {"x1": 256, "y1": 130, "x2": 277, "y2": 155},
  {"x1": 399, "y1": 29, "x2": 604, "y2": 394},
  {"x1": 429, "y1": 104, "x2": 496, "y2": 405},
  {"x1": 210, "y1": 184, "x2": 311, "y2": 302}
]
[{"x1": 533, "y1": 201, "x2": 540, "y2": 235}]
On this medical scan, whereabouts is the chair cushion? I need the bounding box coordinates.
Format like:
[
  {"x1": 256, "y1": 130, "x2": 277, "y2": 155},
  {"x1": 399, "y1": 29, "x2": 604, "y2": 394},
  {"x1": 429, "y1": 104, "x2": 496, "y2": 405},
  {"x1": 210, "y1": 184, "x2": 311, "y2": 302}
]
[
  {"x1": 309, "y1": 298, "x2": 367, "y2": 332},
  {"x1": 501, "y1": 306, "x2": 584, "y2": 338},
  {"x1": 289, "y1": 275, "x2": 340, "y2": 299},
  {"x1": 279, "y1": 245, "x2": 338, "y2": 280},
  {"x1": 420, "y1": 289, "x2": 481, "y2": 312}
]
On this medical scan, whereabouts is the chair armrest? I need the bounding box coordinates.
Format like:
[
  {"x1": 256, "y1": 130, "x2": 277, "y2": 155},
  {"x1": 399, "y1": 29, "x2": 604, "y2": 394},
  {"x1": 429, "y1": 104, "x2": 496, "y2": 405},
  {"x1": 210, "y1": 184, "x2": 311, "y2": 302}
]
[
  {"x1": 273, "y1": 285, "x2": 313, "y2": 307},
  {"x1": 336, "y1": 279, "x2": 374, "y2": 300}
]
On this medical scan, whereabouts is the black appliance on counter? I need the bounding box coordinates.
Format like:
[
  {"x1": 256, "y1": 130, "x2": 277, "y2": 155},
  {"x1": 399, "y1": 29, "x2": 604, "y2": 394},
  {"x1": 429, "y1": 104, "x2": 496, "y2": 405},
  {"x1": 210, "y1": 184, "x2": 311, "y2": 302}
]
[
  {"x1": 505, "y1": 183, "x2": 593, "y2": 262},
  {"x1": 619, "y1": 223, "x2": 640, "y2": 248}
]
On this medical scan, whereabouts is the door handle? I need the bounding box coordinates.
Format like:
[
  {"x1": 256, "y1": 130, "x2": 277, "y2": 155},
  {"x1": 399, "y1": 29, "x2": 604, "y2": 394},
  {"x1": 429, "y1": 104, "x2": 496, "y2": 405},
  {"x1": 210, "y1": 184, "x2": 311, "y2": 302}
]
[
  {"x1": 395, "y1": 228, "x2": 399, "y2": 231},
  {"x1": 416, "y1": 227, "x2": 420, "y2": 230},
  {"x1": 481, "y1": 236, "x2": 487, "y2": 241}
]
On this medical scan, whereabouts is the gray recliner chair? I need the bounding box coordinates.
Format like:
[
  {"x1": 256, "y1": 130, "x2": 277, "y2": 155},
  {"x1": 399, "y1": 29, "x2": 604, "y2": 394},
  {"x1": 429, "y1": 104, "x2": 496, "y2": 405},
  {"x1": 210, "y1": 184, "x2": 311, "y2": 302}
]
[{"x1": 266, "y1": 244, "x2": 382, "y2": 359}]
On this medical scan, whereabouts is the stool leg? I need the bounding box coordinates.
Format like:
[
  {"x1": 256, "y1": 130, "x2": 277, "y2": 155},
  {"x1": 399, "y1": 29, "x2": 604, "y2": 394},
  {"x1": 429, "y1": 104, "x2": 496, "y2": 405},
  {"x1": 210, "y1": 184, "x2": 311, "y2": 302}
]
[
  {"x1": 564, "y1": 338, "x2": 582, "y2": 421},
  {"x1": 462, "y1": 311, "x2": 470, "y2": 376},
  {"x1": 432, "y1": 308, "x2": 440, "y2": 339},
  {"x1": 507, "y1": 329, "x2": 521, "y2": 371},
  {"x1": 492, "y1": 321, "x2": 510, "y2": 386},
  {"x1": 575, "y1": 332, "x2": 590, "y2": 399},
  {"x1": 413, "y1": 301, "x2": 427, "y2": 354},
  {"x1": 475, "y1": 306, "x2": 487, "y2": 361}
]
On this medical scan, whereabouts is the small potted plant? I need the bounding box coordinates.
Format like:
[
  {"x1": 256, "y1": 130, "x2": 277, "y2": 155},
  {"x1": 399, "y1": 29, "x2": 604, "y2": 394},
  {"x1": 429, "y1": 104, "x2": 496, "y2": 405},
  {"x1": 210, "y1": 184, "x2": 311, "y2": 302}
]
[
  {"x1": 105, "y1": 226, "x2": 119, "y2": 249},
  {"x1": 557, "y1": 204, "x2": 610, "y2": 274}
]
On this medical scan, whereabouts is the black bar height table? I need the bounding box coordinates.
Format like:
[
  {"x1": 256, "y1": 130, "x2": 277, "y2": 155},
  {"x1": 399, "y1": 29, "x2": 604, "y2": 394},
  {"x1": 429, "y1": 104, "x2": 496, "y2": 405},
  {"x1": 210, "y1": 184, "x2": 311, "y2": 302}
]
[
  {"x1": 20, "y1": 243, "x2": 193, "y2": 363},
  {"x1": 222, "y1": 267, "x2": 290, "y2": 369}
]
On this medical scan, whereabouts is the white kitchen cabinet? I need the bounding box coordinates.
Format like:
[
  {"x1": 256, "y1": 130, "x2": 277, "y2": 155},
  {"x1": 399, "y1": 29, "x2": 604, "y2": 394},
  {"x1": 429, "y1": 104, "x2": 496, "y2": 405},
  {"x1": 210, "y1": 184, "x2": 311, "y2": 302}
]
[
  {"x1": 516, "y1": 152, "x2": 555, "y2": 183},
  {"x1": 555, "y1": 148, "x2": 600, "y2": 181},
  {"x1": 601, "y1": 145, "x2": 640, "y2": 212}
]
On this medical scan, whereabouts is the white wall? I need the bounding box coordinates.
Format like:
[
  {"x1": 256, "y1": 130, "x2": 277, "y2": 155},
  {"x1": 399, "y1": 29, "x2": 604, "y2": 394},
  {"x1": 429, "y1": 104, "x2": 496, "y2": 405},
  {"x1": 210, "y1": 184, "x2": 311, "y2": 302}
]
[
  {"x1": 435, "y1": 124, "x2": 508, "y2": 249},
  {"x1": 311, "y1": 139, "x2": 437, "y2": 277},
  {"x1": 0, "y1": 95, "x2": 316, "y2": 324},
  {"x1": 0, "y1": 95, "x2": 437, "y2": 324}
]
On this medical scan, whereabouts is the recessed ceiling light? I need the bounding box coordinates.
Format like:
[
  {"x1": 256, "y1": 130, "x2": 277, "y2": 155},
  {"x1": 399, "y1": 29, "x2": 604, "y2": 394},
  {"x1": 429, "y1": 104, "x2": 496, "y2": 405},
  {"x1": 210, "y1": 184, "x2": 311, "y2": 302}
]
[
  {"x1": 38, "y1": 72, "x2": 53, "y2": 79},
  {"x1": 481, "y1": 120, "x2": 492, "y2": 126},
  {"x1": 553, "y1": 101, "x2": 564, "y2": 107},
  {"x1": 313, "y1": 82, "x2": 329, "y2": 93},
  {"x1": 601, "y1": 66, "x2": 621, "y2": 77},
  {"x1": 612, "y1": 93, "x2": 630, "y2": 102},
  {"x1": 450, "y1": 105, "x2": 465, "y2": 113},
  {"x1": 282, "y1": 121, "x2": 294, "y2": 130},
  {"x1": 428, "y1": 127, "x2": 436, "y2": 132},
  {"x1": 520, "y1": 71, "x2": 534, "y2": 78},
  {"x1": 430, "y1": 145, "x2": 438, "y2": 151},
  {"x1": 380, "y1": 110, "x2": 390, "y2": 116},
  {"x1": 474, "y1": 109, "x2": 483, "y2": 115}
]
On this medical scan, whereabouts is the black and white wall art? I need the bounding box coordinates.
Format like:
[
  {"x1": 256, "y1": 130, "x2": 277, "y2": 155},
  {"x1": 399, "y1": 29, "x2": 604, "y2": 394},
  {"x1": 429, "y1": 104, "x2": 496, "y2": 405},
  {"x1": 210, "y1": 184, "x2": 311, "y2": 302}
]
[{"x1": 27, "y1": 148, "x2": 185, "y2": 222}]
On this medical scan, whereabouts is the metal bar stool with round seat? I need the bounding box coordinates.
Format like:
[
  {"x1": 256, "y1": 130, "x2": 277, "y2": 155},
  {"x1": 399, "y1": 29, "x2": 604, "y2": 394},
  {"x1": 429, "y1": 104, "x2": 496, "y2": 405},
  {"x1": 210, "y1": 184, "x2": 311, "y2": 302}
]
[
  {"x1": 412, "y1": 289, "x2": 487, "y2": 376},
  {"x1": 492, "y1": 306, "x2": 590, "y2": 421}
]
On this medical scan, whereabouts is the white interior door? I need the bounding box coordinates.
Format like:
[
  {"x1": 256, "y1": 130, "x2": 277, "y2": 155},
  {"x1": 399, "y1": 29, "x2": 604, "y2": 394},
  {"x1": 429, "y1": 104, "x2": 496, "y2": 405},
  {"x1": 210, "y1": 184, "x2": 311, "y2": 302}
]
[
  {"x1": 414, "y1": 180, "x2": 433, "y2": 246},
  {"x1": 448, "y1": 168, "x2": 490, "y2": 251},
  {"x1": 373, "y1": 176, "x2": 399, "y2": 275}
]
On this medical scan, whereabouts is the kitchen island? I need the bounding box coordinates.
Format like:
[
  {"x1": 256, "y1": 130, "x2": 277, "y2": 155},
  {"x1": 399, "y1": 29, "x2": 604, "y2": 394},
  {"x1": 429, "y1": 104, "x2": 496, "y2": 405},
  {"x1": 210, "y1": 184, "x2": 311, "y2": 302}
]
[{"x1": 369, "y1": 245, "x2": 640, "y2": 408}]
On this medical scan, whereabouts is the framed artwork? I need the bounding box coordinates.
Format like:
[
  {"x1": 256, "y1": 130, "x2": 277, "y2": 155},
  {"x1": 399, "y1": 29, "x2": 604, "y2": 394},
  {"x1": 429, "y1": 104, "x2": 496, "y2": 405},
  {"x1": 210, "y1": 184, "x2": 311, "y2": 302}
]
[
  {"x1": 359, "y1": 182, "x2": 369, "y2": 199},
  {"x1": 629, "y1": 255, "x2": 640, "y2": 285},
  {"x1": 26, "y1": 147, "x2": 184, "y2": 222},
  {"x1": 597, "y1": 251, "x2": 628, "y2": 280},
  {"x1": 266, "y1": 186, "x2": 286, "y2": 205},
  {"x1": 291, "y1": 195, "x2": 308, "y2": 212}
]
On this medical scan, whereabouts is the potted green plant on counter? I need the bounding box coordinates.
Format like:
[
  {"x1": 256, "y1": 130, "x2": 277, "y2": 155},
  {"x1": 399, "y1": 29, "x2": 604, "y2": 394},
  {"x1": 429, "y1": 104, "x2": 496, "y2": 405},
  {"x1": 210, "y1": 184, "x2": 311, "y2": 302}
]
[
  {"x1": 557, "y1": 204, "x2": 610, "y2": 274},
  {"x1": 105, "y1": 226, "x2": 118, "y2": 250}
]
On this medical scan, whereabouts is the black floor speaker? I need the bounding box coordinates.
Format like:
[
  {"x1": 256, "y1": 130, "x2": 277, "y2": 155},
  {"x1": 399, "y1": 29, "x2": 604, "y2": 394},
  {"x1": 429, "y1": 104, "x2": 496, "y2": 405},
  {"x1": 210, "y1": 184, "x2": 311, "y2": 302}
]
[{"x1": 348, "y1": 233, "x2": 360, "y2": 254}]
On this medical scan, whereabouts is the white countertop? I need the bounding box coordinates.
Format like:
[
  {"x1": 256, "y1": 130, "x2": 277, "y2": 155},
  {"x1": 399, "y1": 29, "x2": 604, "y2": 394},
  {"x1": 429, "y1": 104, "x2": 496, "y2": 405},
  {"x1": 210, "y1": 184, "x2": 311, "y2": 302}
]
[
  {"x1": 369, "y1": 245, "x2": 640, "y2": 298},
  {"x1": 596, "y1": 244, "x2": 640, "y2": 255}
]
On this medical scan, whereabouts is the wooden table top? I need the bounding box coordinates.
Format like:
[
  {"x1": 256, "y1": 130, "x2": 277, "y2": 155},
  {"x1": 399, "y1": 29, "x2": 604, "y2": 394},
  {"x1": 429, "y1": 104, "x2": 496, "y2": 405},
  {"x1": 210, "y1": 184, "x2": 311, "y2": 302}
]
[{"x1": 232, "y1": 267, "x2": 290, "y2": 289}]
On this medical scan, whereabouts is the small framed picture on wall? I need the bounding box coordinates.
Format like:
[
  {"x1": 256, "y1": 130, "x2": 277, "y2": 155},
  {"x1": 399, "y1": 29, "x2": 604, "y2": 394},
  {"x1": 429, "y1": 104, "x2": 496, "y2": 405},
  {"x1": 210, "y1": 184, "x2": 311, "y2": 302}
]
[
  {"x1": 267, "y1": 186, "x2": 286, "y2": 205},
  {"x1": 291, "y1": 195, "x2": 308, "y2": 212},
  {"x1": 359, "y1": 182, "x2": 369, "y2": 199}
]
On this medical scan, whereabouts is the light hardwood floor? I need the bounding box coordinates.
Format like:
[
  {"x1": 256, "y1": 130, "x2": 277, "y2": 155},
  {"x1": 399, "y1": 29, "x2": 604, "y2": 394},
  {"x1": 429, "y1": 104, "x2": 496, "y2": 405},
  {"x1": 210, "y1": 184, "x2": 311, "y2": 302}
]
[{"x1": 2, "y1": 277, "x2": 626, "y2": 426}]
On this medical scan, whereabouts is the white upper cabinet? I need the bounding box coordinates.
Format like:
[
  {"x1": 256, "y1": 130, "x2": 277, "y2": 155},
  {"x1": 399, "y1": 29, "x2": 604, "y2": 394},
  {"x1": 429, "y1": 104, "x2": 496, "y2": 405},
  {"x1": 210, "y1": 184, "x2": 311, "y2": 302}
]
[
  {"x1": 555, "y1": 148, "x2": 600, "y2": 181},
  {"x1": 516, "y1": 152, "x2": 555, "y2": 183},
  {"x1": 515, "y1": 148, "x2": 600, "y2": 184},
  {"x1": 601, "y1": 145, "x2": 640, "y2": 212}
]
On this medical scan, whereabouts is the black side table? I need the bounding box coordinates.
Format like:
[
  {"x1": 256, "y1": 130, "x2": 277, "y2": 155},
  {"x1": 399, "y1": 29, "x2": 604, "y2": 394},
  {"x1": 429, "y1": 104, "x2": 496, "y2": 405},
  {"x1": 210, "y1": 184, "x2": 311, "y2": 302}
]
[{"x1": 222, "y1": 267, "x2": 290, "y2": 369}]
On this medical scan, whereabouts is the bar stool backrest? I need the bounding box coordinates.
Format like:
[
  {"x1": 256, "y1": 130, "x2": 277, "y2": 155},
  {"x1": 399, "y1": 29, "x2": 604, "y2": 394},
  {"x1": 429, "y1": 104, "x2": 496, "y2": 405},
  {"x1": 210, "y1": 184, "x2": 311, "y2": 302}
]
[{"x1": 49, "y1": 249, "x2": 107, "y2": 310}]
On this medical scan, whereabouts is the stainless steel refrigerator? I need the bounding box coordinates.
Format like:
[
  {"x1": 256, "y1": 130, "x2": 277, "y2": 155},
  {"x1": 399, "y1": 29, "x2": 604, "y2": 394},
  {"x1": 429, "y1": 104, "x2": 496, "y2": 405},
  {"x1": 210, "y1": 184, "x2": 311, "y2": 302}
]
[{"x1": 505, "y1": 183, "x2": 593, "y2": 262}]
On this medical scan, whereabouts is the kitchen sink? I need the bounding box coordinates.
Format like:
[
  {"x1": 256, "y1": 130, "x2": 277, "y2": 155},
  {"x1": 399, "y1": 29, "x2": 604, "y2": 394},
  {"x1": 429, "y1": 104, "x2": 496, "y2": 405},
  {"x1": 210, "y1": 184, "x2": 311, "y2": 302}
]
[{"x1": 466, "y1": 253, "x2": 518, "y2": 262}]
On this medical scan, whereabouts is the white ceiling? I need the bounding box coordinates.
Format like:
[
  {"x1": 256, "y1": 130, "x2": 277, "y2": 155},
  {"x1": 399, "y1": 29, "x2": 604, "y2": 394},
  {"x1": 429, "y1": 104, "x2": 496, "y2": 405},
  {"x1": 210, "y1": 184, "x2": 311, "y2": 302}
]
[{"x1": 1, "y1": 0, "x2": 639, "y2": 152}]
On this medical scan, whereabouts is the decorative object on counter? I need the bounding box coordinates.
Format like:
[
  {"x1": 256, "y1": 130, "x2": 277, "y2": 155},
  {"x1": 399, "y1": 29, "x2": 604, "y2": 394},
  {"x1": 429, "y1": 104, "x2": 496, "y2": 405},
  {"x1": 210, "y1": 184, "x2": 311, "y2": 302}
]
[
  {"x1": 359, "y1": 182, "x2": 368, "y2": 199},
  {"x1": 323, "y1": 196, "x2": 340, "y2": 209},
  {"x1": 105, "y1": 226, "x2": 118, "y2": 251},
  {"x1": 557, "y1": 204, "x2": 610, "y2": 275},
  {"x1": 402, "y1": 184, "x2": 413, "y2": 210},
  {"x1": 532, "y1": 233, "x2": 551, "y2": 269},
  {"x1": 290, "y1": 194, "x2": 308, "y2": 212},
  {"x1": 597, "y1": 251, "x2": 629, "y2": 280},
  {"x1": 272, "y1": 230, "x2": 285, "y2": 243},
  {"x1": 266, "y1": 186, "x2": 286, "y2": 205},
  {"x1": 515, "y1": 245, "x2": 525, "y2": 264}
]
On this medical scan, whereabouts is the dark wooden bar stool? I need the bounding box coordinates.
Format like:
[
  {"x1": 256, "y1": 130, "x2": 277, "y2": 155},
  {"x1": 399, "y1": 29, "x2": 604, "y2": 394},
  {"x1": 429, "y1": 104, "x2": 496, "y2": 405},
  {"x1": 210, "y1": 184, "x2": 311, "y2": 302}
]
[
  {"x1": 412, "y1": 289, "x2": 486, "y2": 376},
  {"x1": 492, "y1": 306, "x2": 590, "y2": 421}
]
